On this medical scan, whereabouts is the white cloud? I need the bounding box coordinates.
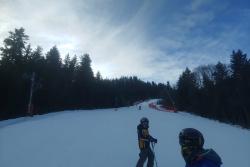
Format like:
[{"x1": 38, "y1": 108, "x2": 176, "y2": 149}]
[{"x1": 0, "y1": 0, "x2": 249, "y2": 84}]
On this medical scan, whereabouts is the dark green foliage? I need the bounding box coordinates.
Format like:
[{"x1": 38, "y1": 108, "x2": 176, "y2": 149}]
[
  {"x1": 176, "y1": 67, "x2": 199, "y2": 112},
  {"x1": 0, "y1": 28, "x2": 30, "y2": 118},
  {"x1": 175, "y1": 51, "x2": 250, "y2": 128},
  {"x1": 0, "y1": 28, "x2": 249, "y2": 128},
  {"x1": 213, "y1": 62, "x2": 229, "y2": 84},
  {"x1": 230, "y1": 50, "x2": 248, "y2": 80},
  {"x1": 0, "y1": 27, "x2": 29, "y2": 69},
  {"x1": 0, "y1": 28, "x2": 166, "y2": 120}
]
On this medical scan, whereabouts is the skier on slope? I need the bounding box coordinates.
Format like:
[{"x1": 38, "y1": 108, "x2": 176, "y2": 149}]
[
  {"x1": 136, "y1": 117, "x2": 157, "y2": 167},
  {"x1": 179, "y1": 128, "x2": 223, "y2": 167}
]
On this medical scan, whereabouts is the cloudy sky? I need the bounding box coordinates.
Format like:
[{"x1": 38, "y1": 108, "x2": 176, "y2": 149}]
[{"x1": 0, "y1": 0, "x2": 249, "y2": 84}]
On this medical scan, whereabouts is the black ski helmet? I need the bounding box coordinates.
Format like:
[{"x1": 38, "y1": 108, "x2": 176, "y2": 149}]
[
  {"x1": 140, "y1": 117, "x2": 149, "y2": 124},
  {"x1": 179, "y1": 128, "x2": 204, "y2": 148}
]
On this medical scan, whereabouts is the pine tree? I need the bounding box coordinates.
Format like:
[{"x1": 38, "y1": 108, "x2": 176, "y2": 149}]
[
  {"x1": 230, "y1": 50, "x2": 248, "y2": 80},
  {"x1": 212, "y1": 62, "x2": 230, "y2": 84},
  {"x1": 176, "y1": 67, "x2": 198, "y2": 111},
  {"x1": 0, "y1": 27, "x2": 29, "y2": 69}
]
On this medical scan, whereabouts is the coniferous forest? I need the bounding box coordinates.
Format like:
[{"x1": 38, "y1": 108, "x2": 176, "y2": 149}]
[{"x1": 0, "y1": 28, "x2": 250, "y2": 128}]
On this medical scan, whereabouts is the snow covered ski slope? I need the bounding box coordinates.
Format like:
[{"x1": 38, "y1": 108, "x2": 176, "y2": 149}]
[{"x1": 0, "y1": 99, "x2": 249, "y2": 167}]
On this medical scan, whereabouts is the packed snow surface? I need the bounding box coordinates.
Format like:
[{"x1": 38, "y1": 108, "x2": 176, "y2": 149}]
[{"x1": 1, "y1": 99, "x2": 250, "y2": 167}]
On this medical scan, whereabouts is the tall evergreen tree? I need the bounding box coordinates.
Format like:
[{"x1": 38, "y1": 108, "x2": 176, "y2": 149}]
[
  {"x1": 0, "y1": 27, "x2": 29, "y2": 69},
  {"x1": 0, "y1": 28, "x2": 29, "y2": 119},
  {"x1": 45, "y1": 46, "x2": 62, "y2": 73},
  {"x1": 27, "y1": 46, "x2": 45, "y2": 74},
  {"x1": 60, "y1": 54, "x2": 78, "y2": 109},
  {"x1": 42, "y1": 46, "x2": 63, "y2": 112},
  {"x1": 212, "y1": 62, "x2": 230, "y2": 84},
  {"x1": 230, "y1": 50, "x2": 248, "y2": 80},
  {"x1": 74, "y1": 53, "x2": 94, "y2": 109},
  {"x1": 229, "y1": 50, "x2": 250, "y2": 127},
  {"x1": 176, "y1": 67, "x2": 198, "y2": 111}
]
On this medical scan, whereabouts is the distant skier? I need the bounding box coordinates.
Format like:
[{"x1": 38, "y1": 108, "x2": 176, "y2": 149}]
[
  {"x1": 139, "y1": 106, "x2": 141, "y2": 110},
  {"x1": 136, "y1": 117, "x2": 157, "y2": 167},
  {"x1": 179, "y1": 128, "x2": 223, "y2": 167}
]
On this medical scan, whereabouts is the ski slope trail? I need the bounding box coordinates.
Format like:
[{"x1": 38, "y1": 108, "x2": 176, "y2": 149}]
[{"x1": 0, "y1": 99, "x2": 249, "y2": 167}]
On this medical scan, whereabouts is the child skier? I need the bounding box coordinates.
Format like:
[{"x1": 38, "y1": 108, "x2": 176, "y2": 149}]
[
  {"x1": 136, "y1": 117, "x2": 157, "y2": 167},
  {"x1": 179, "y1": 128, "x2": 223, "y2": 167}
]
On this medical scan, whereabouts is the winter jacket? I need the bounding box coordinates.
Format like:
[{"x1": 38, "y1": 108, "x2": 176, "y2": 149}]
[
  {"x1": 137, "y1": 124, "x2": 153, "y2": 150},
  {"x1": 185, "y1": 148, "x2": 222, "y2": 167}
]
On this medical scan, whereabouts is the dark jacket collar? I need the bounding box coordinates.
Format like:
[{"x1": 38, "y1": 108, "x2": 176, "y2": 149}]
[{"x1": 190, "y1": 148, "x2": 222, "y2": 164}]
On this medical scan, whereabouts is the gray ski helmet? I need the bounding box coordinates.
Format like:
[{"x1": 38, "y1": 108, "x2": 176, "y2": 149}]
[
  {"x1": 179, "y1": 128, "x2": 204, "y2": 148},
  {"x1": 140, "y1": 117, "x2": 149, "y2": 124}
]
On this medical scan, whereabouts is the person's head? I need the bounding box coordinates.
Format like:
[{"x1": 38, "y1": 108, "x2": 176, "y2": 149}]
[
  {"x1": 179, "y1": 128, "x2": 204, "y2": 155},
  {"x1": 140, "y1": 117, "x2": 149, "y2": 129}
]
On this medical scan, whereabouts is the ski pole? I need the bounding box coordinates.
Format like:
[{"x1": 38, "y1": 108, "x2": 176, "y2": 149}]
[{"x1": 151, "y1": 142, "x2": 158, "y2": 167}]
